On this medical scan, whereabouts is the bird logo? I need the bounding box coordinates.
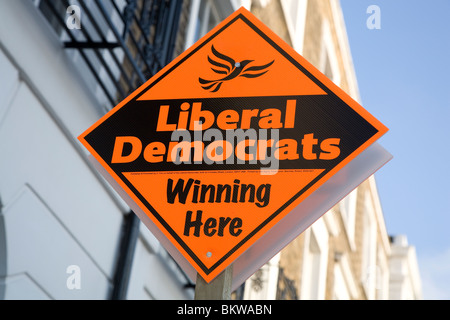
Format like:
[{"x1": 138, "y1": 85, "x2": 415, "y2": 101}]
[{"x1": 199, "y1": 45, "x2": 275, "y2": 93}]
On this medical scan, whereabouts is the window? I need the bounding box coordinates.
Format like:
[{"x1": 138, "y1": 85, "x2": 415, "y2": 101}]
[
  {"x1": 322, "y1": 52, "x2": 333, "y2": 80},
  {"x1": 319, "y1": 19, "x2": 341, "y2": 85},
  {"x1": 280, "y1": 0, "x2": 308, "y2": 52},
  {"x1": 300, "y1": 223, "x2": 328, "y2": 300},
  {"x1": 33, "y1": 0, "x2": 68, "y2": 35},
  {"x1": 361, "y1": 190, "x2": 377, "y2": 299},
  {"x1": 184, "y1": 0, "x2": 236, "y2": 50},
  {"x1": 375, "y1": 247, "x2": 389, "y2": 300},
  {"x1": 339, "y1": 188, "x2": 357, "y2": 250},
  {"x1": 306, "y1": 232, "x2": 321, "y2": 299},
  {"x1": 332, "y1": 252, "x2": 358, "y2": 300},
  {"x1": 198, "y1": 0, "x2": 220, "y2": 39},
  {"x1": 333, "y1": 264, "x2": 350, "y2": 300}
]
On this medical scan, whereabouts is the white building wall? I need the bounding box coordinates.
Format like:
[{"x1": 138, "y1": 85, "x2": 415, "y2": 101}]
[
  {"x1": 126, "y1": 228, "x2": 193, "y2": 300},
  {"x1": 0, "y1": 0, "x2": 193, "y2": 300},
  {"x1": 0, "y1": 1, "x2": 122, "y2": 298}
]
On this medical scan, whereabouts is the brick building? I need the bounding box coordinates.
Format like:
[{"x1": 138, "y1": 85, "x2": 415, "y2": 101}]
[{"x1": 242, "y1": 0, "x2": 422, "y2": 300}]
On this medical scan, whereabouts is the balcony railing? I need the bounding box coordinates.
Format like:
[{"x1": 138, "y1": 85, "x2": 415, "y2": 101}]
[
  {"x1": 36, "y1": 0, "x2": 184, "y2": 109},
  {"x1": 276, "y1": 267, "x2": 298, "y2": 300}
]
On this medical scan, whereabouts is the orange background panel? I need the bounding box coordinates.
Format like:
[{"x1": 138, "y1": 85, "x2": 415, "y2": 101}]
[
  {"x1": 123, "y1": 169, "x2": 324, "y2": 280},
  {"x1": 137, "y1": 18, "x2": 326, "y2": 100}
]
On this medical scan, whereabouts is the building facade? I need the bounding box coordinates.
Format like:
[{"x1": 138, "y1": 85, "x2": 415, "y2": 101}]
[
  {"x1": 0, "y1": 0, "x2": 199, "y2": 300},
  {"x1": 243, "y1": 0, "x2": 422, "y2": 300},
  {"x1": 0, "y1": 0, "x2": 421, "y2": 300}
]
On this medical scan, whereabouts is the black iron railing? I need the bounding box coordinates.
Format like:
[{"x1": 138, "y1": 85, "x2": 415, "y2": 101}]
[
  {"x1": 36, "y1": 0, "x2": 184, "y2": 109},
  {"x1": 276, "y1": 267, "x2": 298, "y2": 300}
]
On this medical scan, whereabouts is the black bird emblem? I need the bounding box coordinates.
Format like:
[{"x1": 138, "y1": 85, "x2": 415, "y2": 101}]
[{"x1": 199, "y1": 45, "x2": 275, "y2": 92}]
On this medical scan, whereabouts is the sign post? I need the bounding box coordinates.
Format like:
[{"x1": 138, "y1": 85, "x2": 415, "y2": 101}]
[
  {"x1": 194, "y1": 265, "x2": 233, "y2": 300},
  {"x1": 78, "y1": 7, "x2": 390, "y2": 297}
]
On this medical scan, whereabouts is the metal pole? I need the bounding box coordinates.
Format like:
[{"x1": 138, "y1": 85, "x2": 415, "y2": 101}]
[{"x1": 194, "y1": 265, "x2": 233, "y2": 300}]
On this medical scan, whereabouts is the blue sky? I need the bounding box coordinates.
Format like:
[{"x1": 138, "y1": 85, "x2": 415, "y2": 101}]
[{"x1": 340, "y1": 0, "x2": 450, "y2": 299}]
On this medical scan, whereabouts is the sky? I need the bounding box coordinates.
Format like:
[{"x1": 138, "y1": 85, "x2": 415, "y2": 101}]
[{"x1": 340, "y1": 0, "x2": 450, "y2": 299}]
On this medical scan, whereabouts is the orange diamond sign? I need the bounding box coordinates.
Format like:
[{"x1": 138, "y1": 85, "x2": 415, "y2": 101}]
[{"x1": 78, "y1": 7, "x2": 388, "y2": 283}]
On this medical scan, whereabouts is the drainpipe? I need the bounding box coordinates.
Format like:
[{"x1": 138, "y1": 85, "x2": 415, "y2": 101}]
[
  {"x1": 109, "y1": 0, "x2": 184, "y2": 299},
  {"x1": 110, "y1": 211, "x2": 140, "y2": 300}
]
